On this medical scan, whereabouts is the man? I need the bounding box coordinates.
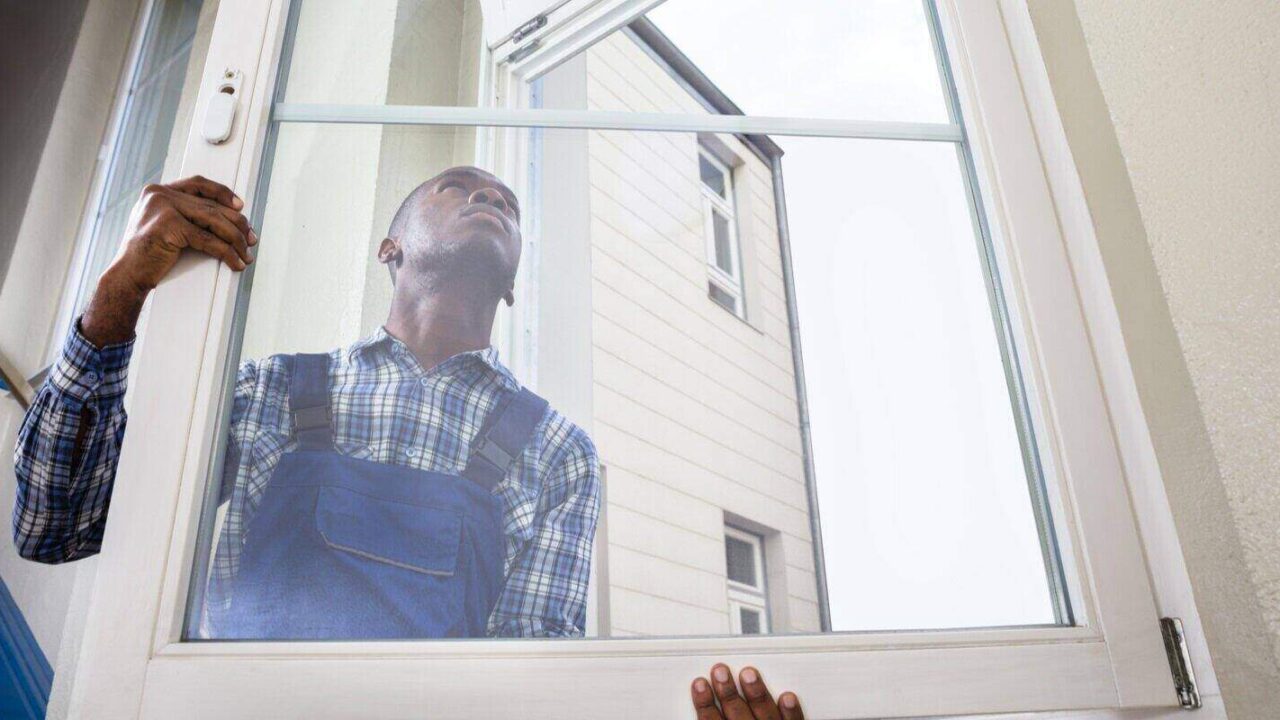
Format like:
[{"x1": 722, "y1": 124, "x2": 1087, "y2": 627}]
[
  {"x1": 15, "y1": 169, "x2": 598, "y2": 639},
  {"x1": 12, "y1": 172, "x2": 810, "y2": 715}
]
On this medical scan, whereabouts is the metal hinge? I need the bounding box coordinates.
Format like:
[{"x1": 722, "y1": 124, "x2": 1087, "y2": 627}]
[
  {"x1": 510, "y1": 14, "x2": 548, "y2": 45},
  {"x1": 504, "y1": 39, "x2": 541, "y2": 65},
  {"x1": 1160, "y1": 617, "x2": 1202, "y2": 709}
]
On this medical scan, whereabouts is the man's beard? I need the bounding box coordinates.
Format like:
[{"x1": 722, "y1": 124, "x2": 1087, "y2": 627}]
[{"x1": 410, "y1": 235, "x2": 515, "y2": 302}]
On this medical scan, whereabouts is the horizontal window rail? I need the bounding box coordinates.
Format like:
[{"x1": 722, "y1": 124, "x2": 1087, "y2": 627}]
[{"x1": 271, "y1": 104, "x2": 965, "y2": 142}]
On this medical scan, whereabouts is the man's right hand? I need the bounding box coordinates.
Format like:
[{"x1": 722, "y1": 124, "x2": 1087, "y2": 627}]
[
  {"x1": 81, "y1": 175, "x2": 256, "y2": 347},
  {"x1": 692, "y1": 664, "x2": 804, "y2": 720}
]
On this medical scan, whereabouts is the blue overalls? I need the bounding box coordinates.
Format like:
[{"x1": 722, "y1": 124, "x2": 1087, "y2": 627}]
[{"x1": 210, "y1": 352, "x2": 549, "y2": 640}]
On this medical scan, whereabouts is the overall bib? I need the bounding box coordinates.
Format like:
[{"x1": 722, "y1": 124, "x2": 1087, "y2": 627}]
[{"x1": 212, "y1": 353, "x2": 549, "y2": 640}]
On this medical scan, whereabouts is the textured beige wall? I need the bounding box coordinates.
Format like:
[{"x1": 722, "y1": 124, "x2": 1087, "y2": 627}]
[{"x1": 1027, "y1": 0, "x2": 1280, "y2": 715}]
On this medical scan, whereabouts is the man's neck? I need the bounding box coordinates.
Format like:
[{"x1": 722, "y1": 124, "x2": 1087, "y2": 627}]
[{"x1": 383, "y1": 287, "x2": 497, "y2": 372}]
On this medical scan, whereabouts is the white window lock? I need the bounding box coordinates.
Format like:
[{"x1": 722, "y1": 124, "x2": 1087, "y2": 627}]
[{"x1": 202, "y1": 69, "x2": 242, "y2": 144}]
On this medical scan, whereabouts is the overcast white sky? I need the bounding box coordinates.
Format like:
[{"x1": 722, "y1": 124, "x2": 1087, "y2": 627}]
[{"x1": 648, "y1": 0, "x2": 1058, "y2": 631}]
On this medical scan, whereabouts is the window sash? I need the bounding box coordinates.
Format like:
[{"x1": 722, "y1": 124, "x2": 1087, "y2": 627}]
[
  {"x1": 724, "y1": 526, "x2": 765, "y2": 593},
  {"x1": 698, "y1": 146, "x2": 742, "y2": 301},
  {"x1": 729, "y1": 599, "x2": 769, "y2": 635},
  {"x1": 61, "y1": 0, "x2": 1182, "y2": 717},
  {"x1": 698, "y1": 148, "x2": 731, "y2": 200},
  {"x1": 702, "y1": 196, "x2": 741, "y2": 287}
]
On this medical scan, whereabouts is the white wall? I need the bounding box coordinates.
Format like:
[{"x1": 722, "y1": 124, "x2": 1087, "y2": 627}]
[
  {"x1": 580, "y1": 32, "x2": 818, "y2": 635},
  {"x1": 1027, "y1": 0, "x2": 1280, "y2": 716}
]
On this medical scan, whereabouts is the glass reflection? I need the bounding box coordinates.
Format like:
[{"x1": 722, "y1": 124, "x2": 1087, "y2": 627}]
[
  {"x1": 185, "y1": 122, "x2": 1062, "y2": 640},
  {"x1": 182, "y1": 0, "x2": 1065, "y2": 642}
]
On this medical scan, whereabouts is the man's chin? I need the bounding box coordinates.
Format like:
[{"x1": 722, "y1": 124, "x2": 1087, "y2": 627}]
[{"x1": 417, "y1": 235, "x2": 514, "y2": 290}]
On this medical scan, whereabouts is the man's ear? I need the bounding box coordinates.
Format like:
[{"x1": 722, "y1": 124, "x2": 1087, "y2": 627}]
[
  {"x1": 502, "y1": 289, "x2": 515, "y2": 307},
  {"x1": 377, "y1": 237, "x2": 402, "y2": 265}
]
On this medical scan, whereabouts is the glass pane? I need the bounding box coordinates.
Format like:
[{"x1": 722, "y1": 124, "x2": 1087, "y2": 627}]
[
  {"x1": 707, "y1": 282, "x2": 737, "y2": 314},
  {"x1": 725, "y1": 536, "x2": 757, "y2": 587},
  {"x1": 739, "y1": 607, "x2": 761, "y2": 635},
  {"x1": 699, "y1": 154, "x2": 726, "y2": 197},
  {"x1": 185, "y1": 124, "x2": 1063, "y2": 640},
  {"x1": 711, "y1": 208, "x2": 733, "y2": 274},
  {"x1": 279, "y1": 0, "x2": 485, "y2": 107},
  {"x1": 136, "y1": 0, "x2": 202, "y2": 78},
  {"x1": 783, "y1": 137, "x2": 1059, "y2": 631},
  {"x1": 277, "y1": 0, "x2": 948, "y2": 124},
  {"x1": 542, "y1": 0, "x2": 950, "y2": 123},
  {"x1": 71, "y1": 0, "x2": 203, "y2": 318}
]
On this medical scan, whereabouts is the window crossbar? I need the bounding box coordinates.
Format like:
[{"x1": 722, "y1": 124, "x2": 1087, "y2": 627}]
[{"x1": 272, "y1": 103, "x2": 965, "y2": 142}]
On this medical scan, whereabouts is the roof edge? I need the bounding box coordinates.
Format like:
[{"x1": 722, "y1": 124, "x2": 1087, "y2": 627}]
[{"x1": 625, "y1": 17, "x2": 783, "y2": 160}]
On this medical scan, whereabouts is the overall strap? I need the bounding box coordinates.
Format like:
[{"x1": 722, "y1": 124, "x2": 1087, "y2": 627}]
[
  {"x1": 289, "y1": 353, "x2": 334, "y2": 451},
  {"x1": 463, "y1": 388, "x2": 550, "y2": 491}
]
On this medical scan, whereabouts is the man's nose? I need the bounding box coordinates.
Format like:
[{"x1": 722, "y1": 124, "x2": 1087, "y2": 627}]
[{"x1": 468, "y1": 187, "x2": 509, "y2": 213}]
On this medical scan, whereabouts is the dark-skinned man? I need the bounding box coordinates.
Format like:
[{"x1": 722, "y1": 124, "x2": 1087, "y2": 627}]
[
  {"x1": 13, "y1": 172, "x2": 807, "y2": 714},
  {"x1": 16, "y1": 168, "x2": 596, "y2": 639}
]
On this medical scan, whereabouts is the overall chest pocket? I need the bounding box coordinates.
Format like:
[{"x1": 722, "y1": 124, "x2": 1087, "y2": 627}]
[{"x1": 314, "y1": 486, "x2": 461, "y2": 577}]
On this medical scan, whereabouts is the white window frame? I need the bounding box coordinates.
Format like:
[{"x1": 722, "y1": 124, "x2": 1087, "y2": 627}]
[
  {"x1": 724, "y1": 526, "x2": 768, "y2": 635},
  {"x1": 698, "y1": 146, "x2": 744, "y2": 317},
  {"x1": 55, "y1": 0, "x2": 1217, "y2": 717}
]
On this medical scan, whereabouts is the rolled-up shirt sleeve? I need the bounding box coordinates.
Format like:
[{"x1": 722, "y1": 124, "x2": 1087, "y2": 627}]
[
  {"x1": 12, "y1": 321, "x2": 134, "y2": 563},
  {"x1": 488, "y1": 427, "x2": 601, "y2": 638}
]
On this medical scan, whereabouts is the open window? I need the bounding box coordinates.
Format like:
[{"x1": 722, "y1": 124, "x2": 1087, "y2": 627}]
[{"x1": 65, "y1": 0, "x2": 1189, "y2": 717}]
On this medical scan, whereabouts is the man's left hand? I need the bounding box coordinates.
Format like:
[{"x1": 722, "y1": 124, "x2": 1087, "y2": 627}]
[{"x1": 691, "y1": 663, "x2": 804, "y2": 720}]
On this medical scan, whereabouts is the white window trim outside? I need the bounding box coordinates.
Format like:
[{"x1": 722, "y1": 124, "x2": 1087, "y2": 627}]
[
  {"x1": 724, "y1": 526, "x2": 768, "y2": 635},
  {"x1": 54, "y1": 0, "x2": 1222, "y2": 717},
  {"x1": 698, "y1": 146, "x2": 744, "y2": 317}
]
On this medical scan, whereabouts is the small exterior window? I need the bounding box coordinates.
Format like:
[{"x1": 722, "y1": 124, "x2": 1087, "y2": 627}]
[
  {"x1": 725, "y1": 526, "x2": 769, "y2": 635},
  {"x1": 698, "y1": 146, "x2": 744, "y2": 317}
]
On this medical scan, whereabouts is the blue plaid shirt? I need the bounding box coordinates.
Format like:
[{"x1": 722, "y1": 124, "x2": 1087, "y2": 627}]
[{"x1": 14, "y1": 323, "x2": 600, "y2": 637}]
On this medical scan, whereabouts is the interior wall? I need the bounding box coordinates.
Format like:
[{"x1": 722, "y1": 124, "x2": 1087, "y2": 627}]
[
  {"x1": 360, "y1": 0, "x2": 481, "y2": 339},
  {"x1": 0, "y1": 0, "x2": 89, "y2": 289},
  {"x1": 241, "y1": 0, "x2": 478, "y2": 358},
  {"x1": 0, "y1": 0, "x2": 143, "y2": 667},
  {"x1": 1025, "y1": 0, "x2": 1280, "y2": 716}
]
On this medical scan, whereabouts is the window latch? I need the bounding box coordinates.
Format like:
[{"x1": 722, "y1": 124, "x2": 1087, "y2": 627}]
[
  {"x1": 202, "y1": 69, "x2": 242, "y2": 145},
  {"x1": 1160, "y1": 617, "x2": 1201, "y2": 709}
]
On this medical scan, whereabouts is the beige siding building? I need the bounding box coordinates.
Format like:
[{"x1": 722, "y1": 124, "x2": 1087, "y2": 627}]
[{"x1": 571, "y1": 29, "x2": 821, "y2": 636}]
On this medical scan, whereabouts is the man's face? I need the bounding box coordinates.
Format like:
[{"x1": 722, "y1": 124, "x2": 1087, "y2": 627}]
[{"x1": 382, "y1": 166, "x2": 522, "y2": 300}]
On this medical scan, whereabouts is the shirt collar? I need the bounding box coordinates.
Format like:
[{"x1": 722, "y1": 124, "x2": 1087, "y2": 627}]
[{"x1": 346, "y1": 326, "x2": 520, "y2": 391}]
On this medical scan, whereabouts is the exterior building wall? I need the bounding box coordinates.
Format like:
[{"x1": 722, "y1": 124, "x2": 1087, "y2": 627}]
[{"x1": 582, "y1": 32, "x2": 819, "y2": 635}]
